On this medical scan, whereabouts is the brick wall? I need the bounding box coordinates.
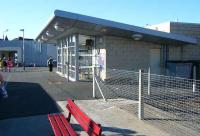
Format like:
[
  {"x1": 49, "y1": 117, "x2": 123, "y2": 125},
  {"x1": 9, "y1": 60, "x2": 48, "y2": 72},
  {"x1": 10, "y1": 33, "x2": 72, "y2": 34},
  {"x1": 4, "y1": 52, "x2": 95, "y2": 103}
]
[
  {"x1": 170, "y1": 22, "x2": 200, "y2": 60},
  {"x1": 105, "y1": 36, "x2": 161, "y2": 72}
]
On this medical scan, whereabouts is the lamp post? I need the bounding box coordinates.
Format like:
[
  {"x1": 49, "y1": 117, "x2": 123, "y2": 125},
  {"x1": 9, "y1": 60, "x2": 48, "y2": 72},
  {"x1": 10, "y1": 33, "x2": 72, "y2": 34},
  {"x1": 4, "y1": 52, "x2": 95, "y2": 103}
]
[
  {"x1": 3, "y1": 29, "x2": 8, "y2": 40},
  {"x1": 20, "y1": 29, "x2": 25, "y2": 70}
]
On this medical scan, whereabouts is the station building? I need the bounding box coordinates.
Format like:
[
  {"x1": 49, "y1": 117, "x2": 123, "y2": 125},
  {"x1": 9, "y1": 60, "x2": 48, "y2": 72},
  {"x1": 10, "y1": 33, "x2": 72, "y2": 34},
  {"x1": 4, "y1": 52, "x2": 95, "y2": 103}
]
[{"x1": 36, "y1": 10, "x2": 197, "y2": 81}]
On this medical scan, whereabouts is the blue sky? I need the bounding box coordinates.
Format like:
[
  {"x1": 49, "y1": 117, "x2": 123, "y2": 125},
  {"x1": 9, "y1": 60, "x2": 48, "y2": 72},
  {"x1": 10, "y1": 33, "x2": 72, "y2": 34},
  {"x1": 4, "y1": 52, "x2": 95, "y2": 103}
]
[{"x1": 0, "y1": 0, "x2": 199, "y2": 40}]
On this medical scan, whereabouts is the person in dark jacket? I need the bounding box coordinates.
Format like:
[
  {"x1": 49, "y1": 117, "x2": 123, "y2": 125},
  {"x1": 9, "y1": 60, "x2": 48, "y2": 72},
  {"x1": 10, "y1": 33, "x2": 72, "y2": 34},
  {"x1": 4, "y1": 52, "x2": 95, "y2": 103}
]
[
  {"x1": 3, "y1": 57, "x2": 7, "y2": 72},
  {"x1": 48, "y1": 57, "x2": 53, "y2": 72}
]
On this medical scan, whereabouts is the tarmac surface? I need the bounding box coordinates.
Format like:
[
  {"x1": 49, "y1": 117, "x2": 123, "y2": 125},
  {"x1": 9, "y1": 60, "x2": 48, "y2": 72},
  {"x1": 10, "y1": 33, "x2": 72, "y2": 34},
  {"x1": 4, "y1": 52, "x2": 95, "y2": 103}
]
[{"x1": 0, "y1": 68, "x2": 171, "y2": 136}]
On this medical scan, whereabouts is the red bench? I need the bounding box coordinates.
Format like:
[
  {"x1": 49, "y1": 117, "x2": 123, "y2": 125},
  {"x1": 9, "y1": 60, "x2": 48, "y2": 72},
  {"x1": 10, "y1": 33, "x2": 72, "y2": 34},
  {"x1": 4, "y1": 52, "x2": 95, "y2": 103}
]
[{"x1": 48, "y1": 99, "x2": 102, "y2": 136}]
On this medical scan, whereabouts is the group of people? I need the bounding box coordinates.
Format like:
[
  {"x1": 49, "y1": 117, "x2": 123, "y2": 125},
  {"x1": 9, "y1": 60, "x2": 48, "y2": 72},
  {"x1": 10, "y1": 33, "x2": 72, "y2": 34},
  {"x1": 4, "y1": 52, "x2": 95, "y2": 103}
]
[{"x1": 0, "y1": 57, "x2": 13, "y2": 72}]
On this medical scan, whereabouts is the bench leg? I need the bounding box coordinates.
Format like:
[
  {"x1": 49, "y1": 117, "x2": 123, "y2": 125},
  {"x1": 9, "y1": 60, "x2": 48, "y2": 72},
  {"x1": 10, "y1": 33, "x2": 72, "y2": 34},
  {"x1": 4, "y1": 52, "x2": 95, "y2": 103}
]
[
  {"x1": 67, "y1": 99, "x2": 74, "y2": 122},
  {"x1": 67, "y1": 112, "x2": 71, "y2": 122}
]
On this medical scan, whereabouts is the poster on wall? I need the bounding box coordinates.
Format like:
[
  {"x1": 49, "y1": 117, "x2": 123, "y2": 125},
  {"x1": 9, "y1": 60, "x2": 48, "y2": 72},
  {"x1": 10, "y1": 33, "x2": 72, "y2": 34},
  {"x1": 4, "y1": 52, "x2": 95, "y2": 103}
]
[
  {"x1": 97, "y1": 49, "x2": 106, "y2": 80},
  {"x1": 98, "y1": 52, "x2": 105, "y2": 71}
]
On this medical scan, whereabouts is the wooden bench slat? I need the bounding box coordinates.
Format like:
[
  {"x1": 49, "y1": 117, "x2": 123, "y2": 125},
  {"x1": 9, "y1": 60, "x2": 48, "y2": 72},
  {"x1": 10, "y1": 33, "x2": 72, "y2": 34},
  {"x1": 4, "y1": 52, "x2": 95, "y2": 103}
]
[
  {"x1": 67, "y1": 99, "x2": 91, "y2": 123},
  {"x1": 48, "y1": 114, "x2": 62, "y2": 136},
  {"x1": 67, "y1": 105, "x2": 90, "y2": 132},
  {"x1": 67, "y1": 99, "x2": 102, "y2": 136},
  {"x1": 59, "y1": 114, "x2": 77, "y2": 136},
  {"x1": 54, "y1": 114, "x2": 70, "y2": 136}
]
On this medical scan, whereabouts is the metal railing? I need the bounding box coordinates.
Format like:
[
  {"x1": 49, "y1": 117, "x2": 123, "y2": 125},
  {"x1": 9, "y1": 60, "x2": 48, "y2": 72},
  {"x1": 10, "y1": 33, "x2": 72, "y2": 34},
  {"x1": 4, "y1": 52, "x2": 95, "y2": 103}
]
[{"x1": 93, "y1": 67, "x2": 200, "y2": 136}]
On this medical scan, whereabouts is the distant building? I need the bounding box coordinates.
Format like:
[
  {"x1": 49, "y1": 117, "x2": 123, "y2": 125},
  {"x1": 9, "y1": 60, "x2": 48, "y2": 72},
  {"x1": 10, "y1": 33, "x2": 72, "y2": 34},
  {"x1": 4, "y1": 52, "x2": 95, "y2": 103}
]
[
  {"x1": 0, "y1": 37, "x2": 57, "y2": 66},
  {"x1": 147, "y1": 22, "x2": 200, "y2": 78},
  {"x1": 146, "y1": 22, "x2": 200, "y2": 60}
]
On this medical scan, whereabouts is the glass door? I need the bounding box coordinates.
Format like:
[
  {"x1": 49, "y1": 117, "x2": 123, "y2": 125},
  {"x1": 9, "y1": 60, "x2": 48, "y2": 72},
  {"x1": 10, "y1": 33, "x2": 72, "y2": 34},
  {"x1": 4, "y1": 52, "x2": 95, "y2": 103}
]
[{"x1": 78, "y1": 35, "x2": 94, "y2": 81}]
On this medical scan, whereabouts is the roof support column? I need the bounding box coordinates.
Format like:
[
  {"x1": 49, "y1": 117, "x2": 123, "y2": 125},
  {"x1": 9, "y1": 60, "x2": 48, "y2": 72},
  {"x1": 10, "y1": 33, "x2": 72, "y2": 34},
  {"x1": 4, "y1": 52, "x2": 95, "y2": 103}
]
[{"x1": 75, "y1": 34, "x2": 79, "y2": 81}]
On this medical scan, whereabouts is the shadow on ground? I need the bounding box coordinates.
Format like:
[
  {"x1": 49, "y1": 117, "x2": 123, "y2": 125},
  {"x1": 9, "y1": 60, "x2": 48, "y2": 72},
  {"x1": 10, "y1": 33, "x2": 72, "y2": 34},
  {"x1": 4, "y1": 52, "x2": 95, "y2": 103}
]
[
  {"x1": 0, "y1": 82, "x2": 61, "y2": 120},
  {"x1": 71, "y1": 124, "x2": 139, "y2": 136}
]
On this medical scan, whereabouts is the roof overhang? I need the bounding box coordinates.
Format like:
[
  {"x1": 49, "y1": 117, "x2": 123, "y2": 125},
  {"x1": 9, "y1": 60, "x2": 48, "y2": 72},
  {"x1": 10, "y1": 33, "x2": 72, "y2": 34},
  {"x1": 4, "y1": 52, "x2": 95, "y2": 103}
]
[{"x1": 36, "y1": 10, "x2": 197, "y2": 45}]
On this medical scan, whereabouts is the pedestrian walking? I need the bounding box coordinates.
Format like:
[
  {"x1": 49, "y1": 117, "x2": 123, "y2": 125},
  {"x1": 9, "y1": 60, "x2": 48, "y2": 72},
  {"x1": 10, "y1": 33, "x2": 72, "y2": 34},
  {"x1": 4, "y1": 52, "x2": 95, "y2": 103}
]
[
  {"x1": 3, "y1": 57, "x2": 7, "y2": 72},
  {"x1": 48, "y1": 57, "x2": 53, "y2": 72},
  {"x1": 0, "y1": 72, "x2": 8, "y2": 98},
  {"x1": 7, "y1": 58, "x2": 13, "y2": 72},
  {"x1": 0, "y1": 58, "x2": 3, "y2": 71}
]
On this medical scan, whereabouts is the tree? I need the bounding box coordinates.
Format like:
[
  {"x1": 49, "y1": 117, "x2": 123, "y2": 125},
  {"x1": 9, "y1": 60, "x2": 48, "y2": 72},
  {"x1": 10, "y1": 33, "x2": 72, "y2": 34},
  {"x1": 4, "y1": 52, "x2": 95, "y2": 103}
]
[{"x1": 5, "y1": 35, "x2": 8, "y2": 41}]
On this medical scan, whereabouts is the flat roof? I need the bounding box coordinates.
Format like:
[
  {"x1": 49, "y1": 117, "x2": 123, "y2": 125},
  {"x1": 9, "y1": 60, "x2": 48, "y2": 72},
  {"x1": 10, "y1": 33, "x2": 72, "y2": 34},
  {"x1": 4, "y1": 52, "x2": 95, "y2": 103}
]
[{"x1": 36, "y1": 10, "x2": 197, "y2": 45}]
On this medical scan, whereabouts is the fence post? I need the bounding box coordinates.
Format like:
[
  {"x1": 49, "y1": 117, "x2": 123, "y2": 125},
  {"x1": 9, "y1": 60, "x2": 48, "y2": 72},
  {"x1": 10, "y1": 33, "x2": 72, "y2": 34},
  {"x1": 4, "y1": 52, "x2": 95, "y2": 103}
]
[
  {"x1": 95, "y1": 77, "x2": 106, "y2": 102},
  {"x1": 138, "y1": 69, "x2": 144, "y2": 120},
  {"x1": 93, "y1": 66, "x2": 96, "y2": 98},
  {"x1": 193, "y1": 66, "x2": 196, "y2": 93},
  {"x1": 148, "y1": 67, "x2": 151, "y2": 95}
]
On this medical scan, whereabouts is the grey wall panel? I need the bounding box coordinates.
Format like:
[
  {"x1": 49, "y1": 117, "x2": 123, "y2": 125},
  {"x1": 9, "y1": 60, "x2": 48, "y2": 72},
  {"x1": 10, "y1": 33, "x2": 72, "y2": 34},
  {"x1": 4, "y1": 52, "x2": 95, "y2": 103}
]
[{"x1": 0, "y1": 40, "x2": 56, "y2": 66}]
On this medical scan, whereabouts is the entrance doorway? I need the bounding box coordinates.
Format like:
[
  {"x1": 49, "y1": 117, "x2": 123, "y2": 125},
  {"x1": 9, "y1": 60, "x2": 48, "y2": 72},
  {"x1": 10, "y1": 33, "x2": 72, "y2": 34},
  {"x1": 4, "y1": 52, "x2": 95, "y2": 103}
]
[
  {"x1": 78, "y1": 35, "x2": 94, "y2": 81},
  {"x1": 150, "y1": 49, "x2": 161, "y2": 74}
]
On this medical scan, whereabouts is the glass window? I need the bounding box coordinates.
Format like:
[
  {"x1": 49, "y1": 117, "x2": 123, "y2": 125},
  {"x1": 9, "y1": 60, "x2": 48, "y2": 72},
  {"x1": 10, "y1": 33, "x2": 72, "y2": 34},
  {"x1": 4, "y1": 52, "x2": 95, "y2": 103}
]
[
  {"x1": 57, "y1": 40, "x2": 62, "y2": 48},
  {"x1": 66, "y1": 37, "x2": 69, "y2": 47},
  {"x1": 79, "y1": 68, "x2": 92, "y2": 80},
  {"x1": 79, "y1": 35, "x2": 94, "y2": 55},
  {"x1": 70, "y1": 56, "x2": 75, "y2": 66},
  {"x1": 79, "y1": 56, "x2": 92, "y2": 67},
  {"x1": 72, "y1": 35, "x2": 76, "y2": 42},
  {"x1": 68, "y1": 46, "x2": 75, "y2": 54},
  {"x1": 69, "y1": 70, "x2": 75, "y2": 79}
]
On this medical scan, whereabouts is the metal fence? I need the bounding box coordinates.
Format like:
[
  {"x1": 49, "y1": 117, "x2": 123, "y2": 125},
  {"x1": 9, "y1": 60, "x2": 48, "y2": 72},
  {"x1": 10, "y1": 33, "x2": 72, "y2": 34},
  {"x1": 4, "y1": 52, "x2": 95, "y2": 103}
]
[{"x1": 93, "y1": 68, "x2": 200, "y2": 136}]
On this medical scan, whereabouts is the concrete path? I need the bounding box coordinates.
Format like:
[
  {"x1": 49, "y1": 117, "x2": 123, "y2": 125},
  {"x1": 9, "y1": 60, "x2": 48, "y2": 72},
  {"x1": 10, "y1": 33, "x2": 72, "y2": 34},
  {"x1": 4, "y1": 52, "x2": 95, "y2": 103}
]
[{"x1": 0, "y1": 69, "x2": 172, "y2": 136}]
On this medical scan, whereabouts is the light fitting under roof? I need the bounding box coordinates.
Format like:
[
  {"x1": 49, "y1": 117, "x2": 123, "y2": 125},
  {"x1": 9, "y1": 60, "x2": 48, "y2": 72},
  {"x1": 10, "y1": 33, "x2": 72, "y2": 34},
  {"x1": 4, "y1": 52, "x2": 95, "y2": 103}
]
[
  {"x1": 101, "y1": 28, "x2": 107, "y2": 32},
  {"x1": 132, "y1": 34, "x2": 143, "y2": 40},
  {"x1": 46, "y1": 31, "x2": 54, "y2": 37},
  {"x1": 41, "y1": 35, "x2": 48, "y2": 41},
  {"x1": 54, "y1": 23, "x2": 64, "y2": 32}
]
